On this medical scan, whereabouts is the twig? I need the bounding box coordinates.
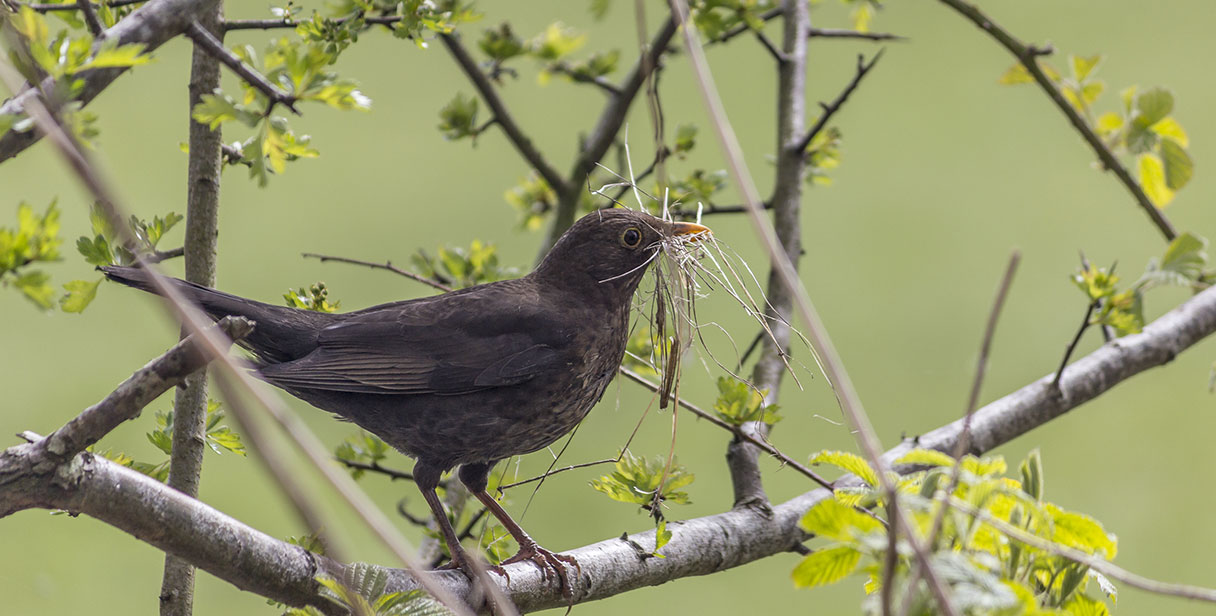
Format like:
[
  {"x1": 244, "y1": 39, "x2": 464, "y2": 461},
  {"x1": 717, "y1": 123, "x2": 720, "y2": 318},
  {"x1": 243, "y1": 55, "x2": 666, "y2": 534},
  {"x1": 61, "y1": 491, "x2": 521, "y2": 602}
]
[
  {"x1": 546, "y1": 63, "x2": 623, "y2": 96},
  {"x1": 76, "y1": 0, "x2": 104, "y2": 36},
  {"x1": 220, "y1": 143, "x2": 250, "y2": 167},
  {"x1": 1053, "y1": 301, "x2": 1096, "y2": 386},
  {"x1": 497, "y1": 459, "x2": 617, "y2": 490},
  {"x1": 808, "y1": 27, "x2": 904, "y2": 41},
  {"x1": 937, "y1": 0, "x2": 1178, "y2": 242},
  {"x1": 879, "y1": 500, "x2": 900, "y2": 616},
  {"x1": 753, "y1": 30, "x2": 787, "y2": 63},
  {"x1": 671, "y1": 202, "x2": 773, "y2": 217},
  {"x1": 619, "y1": 366, "x2": 833, "y2": 490},
  {"x1": 666, "y1": 0, "x2": 959, "y2": 613},
  {"x1": 438, "y1": 32, "x2": 565, "y2": 193},
  {"x1": 183, "y1": 21, "x2": 299, "y2": 115},
  {"x1": 338, "y1": 458, "x2": 415, "y2": 482},
  {"x1": 22, "y1": 0, "x2": 144, "y2": 10},
  {"x1": 145, "y1": 246, "x2": 184, "y2": 263},
  {"x1": 794, "y1": 50, "x2": 885, "y2": 154},
  {"x1": 302, "y1": 252, "x2": 453, "y2": 293},
  {"x1": 221, "y1": 14, "x2": 402, "y2": 32}
]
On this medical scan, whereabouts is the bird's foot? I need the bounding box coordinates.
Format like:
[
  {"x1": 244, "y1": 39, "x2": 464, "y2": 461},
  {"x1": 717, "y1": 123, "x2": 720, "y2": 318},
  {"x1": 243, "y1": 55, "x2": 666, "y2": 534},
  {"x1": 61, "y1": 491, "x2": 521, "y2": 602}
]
[{"x1": 501, "y1": 542, "x2": 580, "y2": 600}]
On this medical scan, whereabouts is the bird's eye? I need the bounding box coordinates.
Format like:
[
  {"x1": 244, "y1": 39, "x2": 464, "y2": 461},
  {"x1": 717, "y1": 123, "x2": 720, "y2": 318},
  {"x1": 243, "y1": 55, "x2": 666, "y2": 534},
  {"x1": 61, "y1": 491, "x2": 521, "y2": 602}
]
[{"x1": 620, "y1": 227, "x2": 642, "y2": 248}]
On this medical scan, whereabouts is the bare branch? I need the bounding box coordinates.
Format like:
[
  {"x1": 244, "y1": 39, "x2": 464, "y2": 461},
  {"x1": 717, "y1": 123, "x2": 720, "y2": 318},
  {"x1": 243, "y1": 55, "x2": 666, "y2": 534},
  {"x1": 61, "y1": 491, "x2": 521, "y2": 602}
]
[
  {"x1": 183, "y1": 21, "x2": 299, "y2": 115},
  {"x1": 0, "y1": 0, "x2": 220, "y2": 162},
  {"x1": 22, "y1": 0, "x2": 145, "y2": 11},
  {"x1": 937, "y1": 0, "x2": 1178, "y2": 242},
  {"x1": 75, "y1": 0, "x2": 104, "y2": 36},
  {"x1": 302, "y1": 252, "x2": 453, "y2": 293},
  {"x1": 438, "y1": 32, "x2": 565, "y2": 193},
  {"x1": 794, "y1": 50, "x2": 885, "y2": 154},
  {"x1": 808, "y1": 27, "x2": 904, "y2": 41}
]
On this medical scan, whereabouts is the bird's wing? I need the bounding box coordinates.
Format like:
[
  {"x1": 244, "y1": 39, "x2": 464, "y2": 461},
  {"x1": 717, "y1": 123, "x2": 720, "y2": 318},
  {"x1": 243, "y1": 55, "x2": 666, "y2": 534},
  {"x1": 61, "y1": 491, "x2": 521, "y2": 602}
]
[{"x1": 257, "y1": 282, "x2": 565, "y2": 395}]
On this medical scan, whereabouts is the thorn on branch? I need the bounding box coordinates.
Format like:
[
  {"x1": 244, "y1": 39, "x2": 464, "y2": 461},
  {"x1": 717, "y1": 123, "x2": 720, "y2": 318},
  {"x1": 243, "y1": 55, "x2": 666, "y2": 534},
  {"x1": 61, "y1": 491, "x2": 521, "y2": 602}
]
[
  {"x1": 184, "y1": 21, "x2": 300, "y2": 116},
  {"x1": 795, "y1": 49, "x2": 885, "y2": 154}
]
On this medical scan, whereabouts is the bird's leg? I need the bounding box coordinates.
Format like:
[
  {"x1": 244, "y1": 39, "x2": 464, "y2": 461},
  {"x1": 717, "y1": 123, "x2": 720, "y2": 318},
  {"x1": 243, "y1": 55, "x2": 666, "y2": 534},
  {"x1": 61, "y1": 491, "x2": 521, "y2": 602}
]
[
  {"x1": 459, "y1": 463, "x2": 580, "y2": 598},
  {"x1": 413, "y1": 462, "x2": 482, "y2": 577}
]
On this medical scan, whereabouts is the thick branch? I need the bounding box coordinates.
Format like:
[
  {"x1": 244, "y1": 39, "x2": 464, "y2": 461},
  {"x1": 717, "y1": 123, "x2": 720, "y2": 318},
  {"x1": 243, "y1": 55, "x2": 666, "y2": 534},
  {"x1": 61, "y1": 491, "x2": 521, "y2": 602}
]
[
  {"x1": 0, "y1": 0, "x2": 220, "y2": 162},
  {"x1": 438, "y1": 32, "x2": 565, "y2": 193},
  {"x1": 937, "y1": 0, "x2": 1178, "y2": 242},
  {"x1": 7, "y1": 282, "x2": 1216, "y2": 610}
]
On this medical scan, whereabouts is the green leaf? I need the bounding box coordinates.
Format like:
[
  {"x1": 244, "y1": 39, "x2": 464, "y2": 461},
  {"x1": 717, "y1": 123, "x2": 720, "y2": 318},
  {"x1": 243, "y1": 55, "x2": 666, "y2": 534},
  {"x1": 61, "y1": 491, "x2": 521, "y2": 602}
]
[
  {"x1": 589, "y1": 450, "x2": 694, "y2": 511},
  {"x1": 712, "y1": 376, "x2": 780, "y2": 426},
  {"x1": 791, "y1": 544, "x2": 862, "y2": 588},
  {"x1": 437, "y1": 93, "x2": 480, "y2": 141},
  {"x1": 1070, "y1": 54, "x2": 1102, "y2": 82},
  {"x1": 1046, "y1": 503, "x2": 1117, "y2": 557},
  {"x1": 654, "y1": 519, "x2": 672, "y2": 557},
  {"x1": 76, "y1": 235, "x2": 114, "y2": 266},
  {"x1": 1062, "y1": 592, "x2": 1111, "y2": 616},
  {"x1": 1159, "y1": 137, "x2": 1193, "y2": 191},
  {"x1": 479, "y1": 23, "x2": 526, "y2": 61},
  {"x1": 529, "y1": 22, "x2": 586, "y2": 61},
  {"x1": 59, "y1": 278, "x2": 100, "y2": 313},
  {"x1": 1150, "y1": 116, "x2": 1188, "y2": 147},
  {"x1": 894, "y1": 448, "x2": 956, "y2": 468},
  {"x1": 1138, "y1": 152, "x2": 1174, "y2": 207},
  {"x1": 674, "y1": 123, "x2": 697, "y2": 157},
  {"x1": 997, "y1": 63, "x2": 1034, "y2": 85},
  {"x1": 1135, "y1": 87, "x2": 1174, "y2": 127},
  {"x1": 14, "y1": 270, "x2": 55, "y2": 309},
  {"x1": 798, "y1": 498, "x2": 883, "y2": 542},
  {"x1": 192, "y1": 92, "x2": 260, "y2": 129},
  {"x1": 809, "y1": 450, "x2": 879, "y2": 487},
  {"x1": 1019, "y1": 449, "x2": 1043, "y2": 501},
  {"x1": 79, "y1": 42, "x2": 151, "y2": 70},
  {"x1": 1094, "y1": 112, "x2": 1122, "y2": 136}
]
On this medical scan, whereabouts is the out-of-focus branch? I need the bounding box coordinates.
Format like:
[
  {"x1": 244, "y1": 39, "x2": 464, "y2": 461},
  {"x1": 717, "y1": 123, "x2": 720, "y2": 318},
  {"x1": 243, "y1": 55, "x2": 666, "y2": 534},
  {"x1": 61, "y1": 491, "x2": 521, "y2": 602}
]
[
  {"x1": 937, "y1": 0, "x2": 1178, "y2": 242},
  {"x1": 0, "y1": 0, "x2": 220, "y2": 162}
]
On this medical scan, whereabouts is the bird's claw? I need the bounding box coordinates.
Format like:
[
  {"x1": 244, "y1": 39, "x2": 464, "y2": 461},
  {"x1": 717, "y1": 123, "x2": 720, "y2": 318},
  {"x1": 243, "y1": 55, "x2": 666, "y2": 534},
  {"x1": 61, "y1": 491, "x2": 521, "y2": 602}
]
[{"x1": 502, "y1": 543, "x2": 580, "y2": 600}]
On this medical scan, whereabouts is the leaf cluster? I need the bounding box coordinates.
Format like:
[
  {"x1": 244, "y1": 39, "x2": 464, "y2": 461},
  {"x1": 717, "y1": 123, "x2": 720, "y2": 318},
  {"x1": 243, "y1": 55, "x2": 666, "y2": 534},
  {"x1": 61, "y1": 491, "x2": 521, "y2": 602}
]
[
  {"x1": 1072, "y1": 232, "x2": 1208, "y2": 336},
  {"x1": 794, "y1": 449, "x2": 1119, "y2": 615},
  {"x1": 0, "y1": 201, "x2": 62, "y2": 309},
  {"x1": 284, "y1": 281, "x2": 341, "y2": 313},
  {"x1": 590, "y1": 451, "x2": 694, "y2": 517},
  {"x1": 409, "y1": 240, "x2": 517, "y2": 289},
  {"x1": 1000, "y1": 54, "x2": 1194, "y2": 208},
  {"x1": 712, "y1": 376, "x2": 782, "y2": 426},
  {"x1": 93, "y1": 400, "x2": 245, "y2": 482},
  {"x1": 283, "y1": 563, "x2": 449, "y2": 616}
]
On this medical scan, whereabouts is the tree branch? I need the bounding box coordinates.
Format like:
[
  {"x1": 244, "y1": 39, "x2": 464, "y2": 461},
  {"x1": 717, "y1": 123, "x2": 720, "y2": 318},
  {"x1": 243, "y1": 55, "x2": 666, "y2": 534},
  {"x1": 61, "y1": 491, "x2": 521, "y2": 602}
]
[
  {"x1": 0, "y1": 0, "x2": 220, "y2": 162},
  {"x1": 183, "y1": 21, "x2": 299, "y2": 115},
  {"x1": 794, "y1": 50, "x2": 884, "y2": 154},
  {"x1": 160, "y1": 5, "x2": 225, "y2": 613},
  {"x1": 8, "y1": 281, "x2": 1216, "y2": 610},
  {"x1": 22, "y1": 0, "x2": 145, "y2": 11},
  {"x1": 937, "y1": 0, "x2": 1178, "y2": 242},
  {"x1": 302, "y1": 252, "x2": 453, "y2": 293},
  {"x1": 438, "y1": 32, "x2": 565, "y2": 193}
]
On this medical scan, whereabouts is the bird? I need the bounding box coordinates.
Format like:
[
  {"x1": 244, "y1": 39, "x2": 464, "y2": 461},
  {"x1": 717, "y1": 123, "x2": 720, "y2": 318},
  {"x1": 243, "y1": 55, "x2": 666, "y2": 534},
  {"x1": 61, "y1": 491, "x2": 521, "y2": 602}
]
[{"x1": 101, "y1": 207, "x2": 710, "y2": 591}]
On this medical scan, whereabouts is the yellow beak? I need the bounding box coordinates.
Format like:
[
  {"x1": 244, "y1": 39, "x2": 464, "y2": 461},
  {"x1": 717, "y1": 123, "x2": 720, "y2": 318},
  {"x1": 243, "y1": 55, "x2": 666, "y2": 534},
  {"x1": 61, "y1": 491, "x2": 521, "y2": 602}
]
[{"x1": 671, "y1": 221, "x2": 711, "y2": 240}]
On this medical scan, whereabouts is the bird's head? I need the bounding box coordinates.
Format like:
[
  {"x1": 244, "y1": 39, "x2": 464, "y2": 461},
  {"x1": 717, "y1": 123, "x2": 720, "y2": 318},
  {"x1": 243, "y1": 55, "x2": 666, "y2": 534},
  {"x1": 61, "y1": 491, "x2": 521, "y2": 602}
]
[{"x1": 533, "y1": 208, "x2": 711, "y2": 299}]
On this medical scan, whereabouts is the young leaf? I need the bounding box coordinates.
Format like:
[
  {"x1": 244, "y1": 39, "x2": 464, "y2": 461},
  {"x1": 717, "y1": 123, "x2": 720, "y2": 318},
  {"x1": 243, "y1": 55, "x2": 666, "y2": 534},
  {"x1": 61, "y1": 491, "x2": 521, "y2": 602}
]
[
  {"x1": 798, "y1": 498, "x2": 883, "y2": 542},
  {"x1": 791, "y1": 544, "x2": 862, "y2": 588},
  {"x1": 60, "y1": 278, "x2": 101, "y2": 313},
  {"x1": 1138, "y1": 152, "x2": 1173, "y2": 207},
  {"x1": 809, "y1": 450, "x2": 879, "y2": 488}
]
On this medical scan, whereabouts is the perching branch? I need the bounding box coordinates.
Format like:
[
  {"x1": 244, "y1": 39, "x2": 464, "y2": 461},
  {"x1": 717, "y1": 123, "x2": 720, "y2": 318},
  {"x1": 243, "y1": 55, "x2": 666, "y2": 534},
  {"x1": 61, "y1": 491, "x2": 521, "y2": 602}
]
[
  {"x1": 8, "y1": 280, "x2": 1216, "y2": 610},
  {"x1": 0, "y1": 0, "x2": 220, "y2": 162},
  {"x1": 794, "y1": 50, "x2": 885, "y2": 154},
  {"x1": 183, "y1": 21, "x2": 299, "y2": 115},
  {"x1": 937, "y1": 0, "x2": 1178, "y2": 242}
]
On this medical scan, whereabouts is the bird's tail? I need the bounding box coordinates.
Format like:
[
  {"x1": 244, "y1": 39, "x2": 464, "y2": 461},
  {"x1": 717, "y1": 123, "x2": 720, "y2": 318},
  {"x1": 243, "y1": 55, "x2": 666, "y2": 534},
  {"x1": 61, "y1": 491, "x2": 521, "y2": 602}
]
[{"x1": 100, "y1": 265, "x2": 334, "y2": 363}]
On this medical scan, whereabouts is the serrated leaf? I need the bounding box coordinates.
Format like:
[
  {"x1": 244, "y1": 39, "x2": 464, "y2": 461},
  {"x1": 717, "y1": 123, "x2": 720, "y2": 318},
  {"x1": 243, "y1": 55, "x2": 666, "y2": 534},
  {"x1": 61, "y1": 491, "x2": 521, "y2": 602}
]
[
  {"x1": 1062, "y1": 592, "x2": 1110, "y2": 616},
  {"x1": 76, "y1": 235, "x2": 114, "y2": 266},
  {"x1": 79, "y1": 42, "x2": 151, "y2": 70},
  {"x1": 791, "y1": 544, "x2": 862, "y2": 588},
  {"x1": 1138, "y1": 152, "x2": 1174, "y2": 207},
  {"x1": 1046, "y1": 503, "x2": 1117, "y2": 557},
  {"x1": 799, "y1": 498, "x2": 882, "y2": 541},
  {"x1": 59, "y1": 278, "x2": 100, "y2": 313},
  {"x1": 809, "y1": 450, "x2": 879, "y2": 487},
  {"x1": 14, "y1": 270, "x2": 55, "y2": 309},
  {"x1": 894, "y1": 448, "x2": 956, "y2": 468}
]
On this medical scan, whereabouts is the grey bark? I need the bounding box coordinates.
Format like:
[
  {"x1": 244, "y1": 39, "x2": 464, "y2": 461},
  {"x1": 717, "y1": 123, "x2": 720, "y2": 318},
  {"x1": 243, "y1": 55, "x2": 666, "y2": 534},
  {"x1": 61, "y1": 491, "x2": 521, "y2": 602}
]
[
  {"x1": 7, "y1": 282, "x2": 1216, "y2": 612},
  {"x1": 732, "y1": 0, "x2": 810, "y2": 511},
  {"x1": 160, "y1": 3, "x2": 224, "y2": 613}
]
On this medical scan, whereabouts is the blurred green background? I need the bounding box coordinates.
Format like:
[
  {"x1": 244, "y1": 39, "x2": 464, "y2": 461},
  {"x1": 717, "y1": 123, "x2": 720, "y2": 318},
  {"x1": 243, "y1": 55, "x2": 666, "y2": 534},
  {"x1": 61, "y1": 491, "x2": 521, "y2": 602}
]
[{"x1": 4, "y1": 0, "x2": 1216, "y2": 613}]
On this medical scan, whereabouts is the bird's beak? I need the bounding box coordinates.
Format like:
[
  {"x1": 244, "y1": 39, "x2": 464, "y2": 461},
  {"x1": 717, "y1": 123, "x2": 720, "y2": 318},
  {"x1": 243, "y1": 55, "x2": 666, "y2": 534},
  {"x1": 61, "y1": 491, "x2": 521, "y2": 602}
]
[{"x1": 670, "y1": 221, "x2": 711, "y2": 241}]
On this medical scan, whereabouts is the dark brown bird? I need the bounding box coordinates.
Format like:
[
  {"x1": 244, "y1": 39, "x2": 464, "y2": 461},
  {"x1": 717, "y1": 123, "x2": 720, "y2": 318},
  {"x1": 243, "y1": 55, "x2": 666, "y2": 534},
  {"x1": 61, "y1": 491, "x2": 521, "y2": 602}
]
[{"x1": 102, "y1": 208, "x2": 709, "y2": 588}]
